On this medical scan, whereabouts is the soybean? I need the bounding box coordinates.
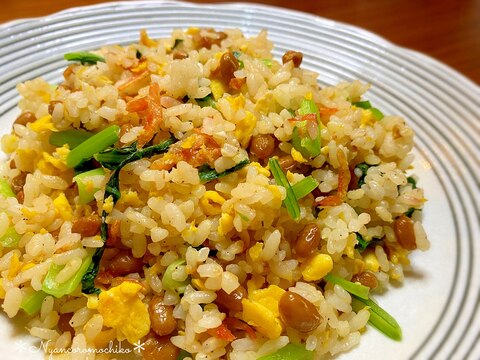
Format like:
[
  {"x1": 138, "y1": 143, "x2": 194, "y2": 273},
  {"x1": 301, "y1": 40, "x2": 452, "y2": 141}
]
[
  {"x1": 278, "y1": 291, "x2": 321, "y2": 332},
  {"x1": 294, "y1": 223, "x2": 321, "y2": 258}
]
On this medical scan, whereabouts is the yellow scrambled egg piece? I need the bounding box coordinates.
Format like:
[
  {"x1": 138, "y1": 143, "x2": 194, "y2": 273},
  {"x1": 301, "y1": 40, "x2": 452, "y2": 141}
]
[
  {"x1": 97, "y1": 282, "x2": 150, "y2": 345},
  {"x1": 28, "y1": 115, "x2": 58, "y2": 133},
  {"x1": 200, "y1": 191, "x2": 225, "y2": 216},
  {"x1": 301, "y1": 253, "x2": 333, "y2": 282},
  {"x1": 254, "y1": 92, "x2": 280, "y2": 114},
  {"x1": 8, "y1": 253, "x2": 22, "y2": 280},
  {"x1": 248, "y1": 242, "x2": 263, "y2": 262},
  {"x1": 234, "y1": 111, "x2": 257, "y2": 148},
  {"x1": 117, "y1": 190, "x2": 143, "y2": 207},
  {"x1": 218, "y1": 213, "x2": 234, "y2": 236},
  {"x1": 242, "y1": 285, "x2": 285, "y2": 339},
  {"x1": 102, "y1": 195, "x2": 114, "y2": 214},
  {"x1": 226, "y1": 94, "x2": 246, "y2": 112},
  {"x1": 53, "y1": 193, "x2": 73, "y2": 221},
  {"x1": 210, "y1": 79, "x2": 227, "y2": 101},
  {"x1": 291, "y1": 148, "x2": 308, "y2": 163}
]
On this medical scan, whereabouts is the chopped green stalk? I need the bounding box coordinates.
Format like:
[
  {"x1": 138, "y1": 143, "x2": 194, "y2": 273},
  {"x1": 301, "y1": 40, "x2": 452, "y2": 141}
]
[
  {"x1": 352, "y1": 100, "x2": 372, "y2": 109},
  {"x1": 371, "y1": 107, "x2": 384, "y2": 120},
  {"x1": 198, "y1": 159, "x2": 249, "y2": 183},
  {"x1": 66, "y1": 125, "x2": 120, "y2": 168},
  {"x1": 162, "y1": 259, "x2": 190, "y2": 294},
  {"x1": 292, "y1": 98, "x2": 322, "y2": 158},
  {"x1": 0, "y1": 178, "x2": 15, "y2": 198},
  {"x1": 291, "y1": 176, "x2": 319, "y2": 199},
  {"x1": 407, "y1": 176, "x2": 417, "y2": 189},
  {"x1": 269, "y1": 158, "x2": 300, "y2": 221},
  {"x1": 196, "y1": 94, "x2": 216, "y2": 109},
  {"x1": 0, "y1": 179, "x2": 22, "y2": 247},
  {"x1": 324, "y1": 273, "x2": 370, "y2": 300},
  {"x1": 351, "y1": 295, "x2": 402, "y2": 341},
  {"x1": 257, "y1": 343, "x2": 314, "y2": 360},
  {"x1": 43, "y1": 250, "x2": 94, "y2": 298},
  {"x1": 299, "y1": 97, "x2": 320, "y2": 120},
  {"x1": 73, "y1": 168, "x2": 106, "y2": 204},
  {"x1": 49, "y1": 129, "x2": 93, "y2": 149},
  {"x1": 20, "y1": 290, "x2": 48, "y2": 315},
  {"x1": 261, "y1": 58, "x2": 273, "y2": 67},
  {"x1": 64, "y1": 51, "x2": 105, "y2": 65},
  {"x1": 0, "y1": 227, "x2": 22, "y2": 248}
]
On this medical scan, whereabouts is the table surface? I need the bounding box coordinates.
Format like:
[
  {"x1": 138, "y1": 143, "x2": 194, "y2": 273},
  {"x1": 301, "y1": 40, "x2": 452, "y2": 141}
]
[{"x1": 2, "y1": 0, "x2": 479, "y2": 84}]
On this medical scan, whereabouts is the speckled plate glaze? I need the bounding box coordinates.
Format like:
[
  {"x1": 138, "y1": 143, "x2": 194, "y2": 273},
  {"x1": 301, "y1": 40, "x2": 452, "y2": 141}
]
[{"x1": 0, "y1": 1, "x2": 478, "y2": 359}]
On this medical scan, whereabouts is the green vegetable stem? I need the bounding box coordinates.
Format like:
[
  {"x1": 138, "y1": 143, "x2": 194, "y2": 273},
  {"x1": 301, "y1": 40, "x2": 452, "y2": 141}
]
[
  {"x1": 291, "y1": 97, "x2": 322, "y2": 158},
  {"x1": 257, "y1": 343, "x2": 314, "y2": 360},
  {"x1": 64, "y1": 52, "x2": 106, "y2": 65},
  {"x1": 269, "y1": 158, "x2": 300, "y2": 221},
  {"x1": 66, "y1": 125, "x2": 120, "y2": 168},
  {"x1": 351, "y1": 295, "x2": 402, "y2": 341}
]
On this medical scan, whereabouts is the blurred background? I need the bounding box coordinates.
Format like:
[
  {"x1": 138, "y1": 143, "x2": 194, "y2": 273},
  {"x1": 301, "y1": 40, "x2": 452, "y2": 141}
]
[{"x1": 2, "y1": 0, "x2": 479, "y2": 84}]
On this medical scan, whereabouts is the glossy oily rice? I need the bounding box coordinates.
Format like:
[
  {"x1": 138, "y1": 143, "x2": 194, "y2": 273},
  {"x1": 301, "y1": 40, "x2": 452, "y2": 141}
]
[{"x1": 0, "y1": 28, "x2": 429, "y2": 360}]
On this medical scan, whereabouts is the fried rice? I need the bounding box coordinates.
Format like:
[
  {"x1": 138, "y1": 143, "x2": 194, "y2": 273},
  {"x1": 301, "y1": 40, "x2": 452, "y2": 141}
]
[{"x1": 0, "y1": 28, "x2": 429, "y2": 359}]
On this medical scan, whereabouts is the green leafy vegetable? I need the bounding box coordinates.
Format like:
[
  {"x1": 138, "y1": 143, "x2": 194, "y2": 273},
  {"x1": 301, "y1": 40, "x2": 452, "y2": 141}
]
[
  {"x1": 64, "y1": 52, "x2": 106, "y2": 65},
  {"x1": 257, "y1": 343, "x2": 314, "y2": 360},
  {"x1": 198, "y1": 159, "x2": 249, "y2": 183},
  {"x1": 195, "y1": 94, "x2": 216, "y2": 109},
  {"x1": 135, "y1": 50, "x2": 142, "y2": 59},
  {"x1": 20, "y1": 290, "x2": 48, "y2": 315},
  {"x1": 269, "y1": 158, "x2": 300, "y2": 221},
  {"x1": 81, "y1": 137, "x2": 177, "y2": 294},
  {"x1": 49, "y1": 129, "x2": 93, "y2": 149},
  {"x1": 407, "y1": 176, "x2": 417, "y2": 189},
  {"x1": 355, "y1": 233, "x2": 369, "y2": 252},
  {"x1": 162, "y1": 259, "x2": 190, "y2": 294},
  {"x1": 351, "y1": 295, "x2": 402, "y2": 341},
  {"x1": 405, "y1": 207, "x2": 416, "y2": 217},
  {"x1": 291, "y1": 98, "x2": 322, "y2": 158},
  {"x1": 94, "y1": 143, "x2": 138, "y2": 170},
  {"x1": 324, "y1": 273, "x2": 370, "y2": 300},
  {"x1": 291, "y1": 175, "x2": 319, "y2": 199},
  {"x1": 73, "y1": 168, "x2": 106, "y2": 204},
  {"x1": 43, "y1": 250, "x2": 94, "y2": 298},
  {"x1": 66, "y1": 125, "x2": 120, "y2": 168}
]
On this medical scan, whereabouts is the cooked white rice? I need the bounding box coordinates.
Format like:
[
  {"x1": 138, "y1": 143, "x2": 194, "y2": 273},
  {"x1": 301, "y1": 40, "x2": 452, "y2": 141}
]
[{"x1": 0, "y1": 27, "x2": 429, "y2": 359}]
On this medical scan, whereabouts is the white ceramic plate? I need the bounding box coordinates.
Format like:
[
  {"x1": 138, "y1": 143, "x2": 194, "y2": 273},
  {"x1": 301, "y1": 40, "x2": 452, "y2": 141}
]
[{"x1": 0, "y1": 1, "x2": 478, "y2": 359}]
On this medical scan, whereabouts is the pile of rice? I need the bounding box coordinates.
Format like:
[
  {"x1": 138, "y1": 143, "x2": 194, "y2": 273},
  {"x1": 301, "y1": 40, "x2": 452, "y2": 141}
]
[{"x1": 0, "y1": 28, "x2": 429, "y2": 359}]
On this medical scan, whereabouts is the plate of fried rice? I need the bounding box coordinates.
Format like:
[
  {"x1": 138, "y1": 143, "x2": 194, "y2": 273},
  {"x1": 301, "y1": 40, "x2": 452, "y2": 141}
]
[{"x1": 0, "y1": 1, "x2": 478, "y2": 359}]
